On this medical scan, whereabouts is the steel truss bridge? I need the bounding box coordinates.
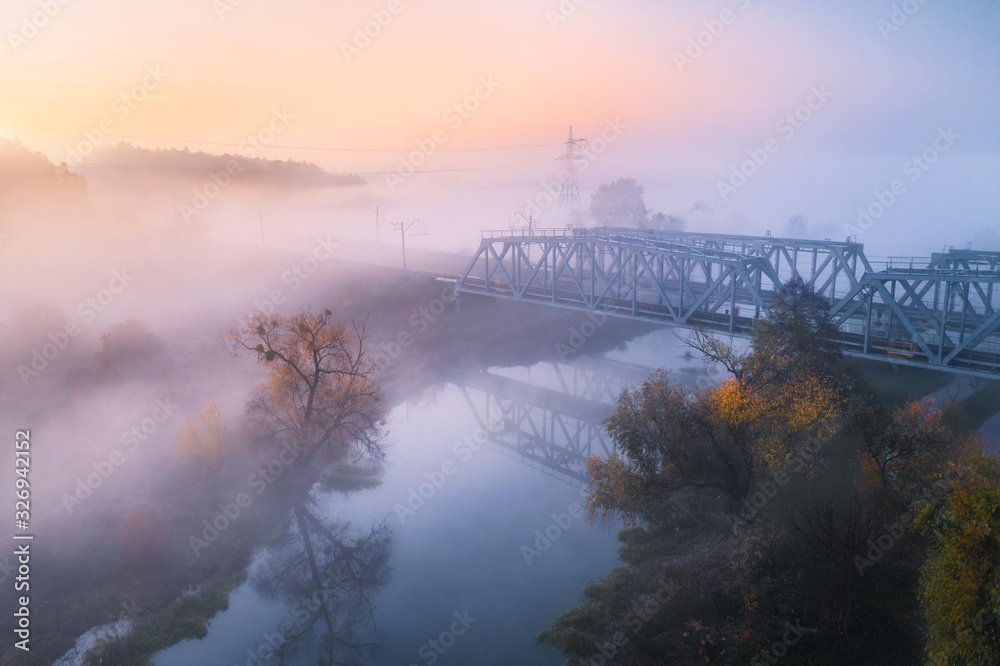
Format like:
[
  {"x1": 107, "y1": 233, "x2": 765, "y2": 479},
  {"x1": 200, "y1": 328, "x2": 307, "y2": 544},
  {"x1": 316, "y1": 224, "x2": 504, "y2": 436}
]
[
  {"x1": 454, "y1": 227, "x2": 1000, "y2": 379},
  {"x1": 459, "y1": 360, "x2": 650, "y2": 487}
]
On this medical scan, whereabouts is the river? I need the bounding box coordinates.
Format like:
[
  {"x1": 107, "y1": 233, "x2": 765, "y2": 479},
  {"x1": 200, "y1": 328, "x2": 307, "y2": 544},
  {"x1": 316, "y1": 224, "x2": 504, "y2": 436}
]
[{"x1": 152, "y1": 327, "x2": 716, "y2": 666}]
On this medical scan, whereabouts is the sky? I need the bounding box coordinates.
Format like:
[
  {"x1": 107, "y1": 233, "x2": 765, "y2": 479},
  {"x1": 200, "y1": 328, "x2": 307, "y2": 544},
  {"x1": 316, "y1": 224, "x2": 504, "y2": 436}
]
[{"x1": 1, "y1": 0, "x2": 999, "y2": 254}]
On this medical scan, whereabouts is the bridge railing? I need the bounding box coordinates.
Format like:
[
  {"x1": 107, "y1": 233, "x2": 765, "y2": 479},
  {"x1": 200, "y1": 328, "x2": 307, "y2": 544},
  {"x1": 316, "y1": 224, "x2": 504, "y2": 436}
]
[
  {"x1": 866, "y1": 261, "x2": 1000, "y2": 277},
  {"x1": 481, "y1": 227, "x2": 712, "y2": 244},
  {"x1": 482, "y1": 228, "x2": 575, "y2": 239},
  {"x1": 482, "y1": 226, "x2": 873, "y2": 247}
]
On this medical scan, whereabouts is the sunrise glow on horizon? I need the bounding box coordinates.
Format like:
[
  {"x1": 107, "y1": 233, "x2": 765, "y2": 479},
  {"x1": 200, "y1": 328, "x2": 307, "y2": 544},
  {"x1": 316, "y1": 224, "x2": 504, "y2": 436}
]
[{"x1": 0, "y1": 0, "x2": 997, "y2": 248}]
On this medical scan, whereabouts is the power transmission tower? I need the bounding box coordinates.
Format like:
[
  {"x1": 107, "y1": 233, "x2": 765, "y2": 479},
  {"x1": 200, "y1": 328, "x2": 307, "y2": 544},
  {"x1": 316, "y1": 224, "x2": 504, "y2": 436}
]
[
  {"x1": 557, "y1": 126, "x2": 587, "y2": 209},
  {"x1": 391, "y1": 220, "x2": 426, "y2": 271}
]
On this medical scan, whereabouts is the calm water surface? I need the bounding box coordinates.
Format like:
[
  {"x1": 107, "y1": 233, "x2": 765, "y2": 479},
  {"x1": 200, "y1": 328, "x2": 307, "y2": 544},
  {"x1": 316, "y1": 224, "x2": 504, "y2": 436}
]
[{"x1": 155, "y1": 328, "x2": 713, "y2": 666}]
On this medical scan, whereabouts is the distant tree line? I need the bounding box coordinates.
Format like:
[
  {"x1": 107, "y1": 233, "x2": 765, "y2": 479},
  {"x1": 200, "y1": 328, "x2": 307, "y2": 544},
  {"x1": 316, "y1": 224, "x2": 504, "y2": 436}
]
[{"x1": 86, "y1": 143, "x2": 365, "y2": 187}]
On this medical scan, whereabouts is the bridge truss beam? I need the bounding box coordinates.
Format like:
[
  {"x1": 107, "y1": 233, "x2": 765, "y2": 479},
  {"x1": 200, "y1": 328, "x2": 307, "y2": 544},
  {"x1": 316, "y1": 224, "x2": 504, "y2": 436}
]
[
  {"x1": 455, "y1": 229, "x2": 1000, "y2": 378},
  {"x1": 831, "y1": 270, "x2": 1000, "y2": 376}
]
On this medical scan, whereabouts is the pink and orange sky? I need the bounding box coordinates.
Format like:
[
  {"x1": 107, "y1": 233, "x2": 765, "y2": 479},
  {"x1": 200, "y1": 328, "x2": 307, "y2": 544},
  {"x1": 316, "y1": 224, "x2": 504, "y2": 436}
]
[{"x1": 2, "y1": 0, "x2": 999, "y2": 250}]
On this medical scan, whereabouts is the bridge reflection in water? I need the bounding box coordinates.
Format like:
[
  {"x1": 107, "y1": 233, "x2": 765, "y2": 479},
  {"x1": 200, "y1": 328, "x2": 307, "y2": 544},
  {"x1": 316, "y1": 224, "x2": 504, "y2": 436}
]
[{"x1": 457, "y1": 359, "x2": 652, "y2": 488}]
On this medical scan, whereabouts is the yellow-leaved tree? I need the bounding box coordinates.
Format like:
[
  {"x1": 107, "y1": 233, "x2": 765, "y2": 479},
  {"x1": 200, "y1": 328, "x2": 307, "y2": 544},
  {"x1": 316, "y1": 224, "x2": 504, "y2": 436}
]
[
  {"x1": 233, "y1": 309, "x2": 386, "y2": 468},
  {"x1": 588, "y1": 276, "x2": 846, "y2": 526},
  {"x1": 917, "y1": 451, "x2": 1000, "y2": 665},
  {"x1": 175, "y1": 401, "x2": 226, "y2": 470}
]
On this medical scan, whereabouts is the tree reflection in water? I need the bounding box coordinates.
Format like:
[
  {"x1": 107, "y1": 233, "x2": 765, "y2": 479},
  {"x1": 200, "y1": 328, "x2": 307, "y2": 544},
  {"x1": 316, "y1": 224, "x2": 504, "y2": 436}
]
[
  {"x1": 235, "y1": 311, "x2": 395, "y2": 664},
  {"x1": 252, "y1": 491, "x2": 392, "y2": 666}
]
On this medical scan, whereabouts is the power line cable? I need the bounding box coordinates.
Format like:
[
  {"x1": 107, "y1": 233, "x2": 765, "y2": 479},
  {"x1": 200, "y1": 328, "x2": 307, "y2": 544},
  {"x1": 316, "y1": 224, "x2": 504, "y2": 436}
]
[
  {"x1": 0, "y1": 123, "x2": 560, "y2": 153},
  {"x1": 0, "y1": 154, "x2": 554, "y2": 176}
]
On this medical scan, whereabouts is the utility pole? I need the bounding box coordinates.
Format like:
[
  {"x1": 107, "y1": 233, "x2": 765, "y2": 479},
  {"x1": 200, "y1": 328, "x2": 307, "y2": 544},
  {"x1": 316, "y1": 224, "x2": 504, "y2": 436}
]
[
  {"x1": 512, "y1": 211, "x2": 534, "y2": 264},
  {"x1": 368, "y1": 204, "x2": 383, "y2": 242},
  {"x1": 513, "y1": 211, "x2": 533, "y2": 235},
  {"x1": 391, "y1": 220, "x2": 426, "y2": 271},
  {"x1": 258, "y1": 211, "x2": 265, "y2": 247}
]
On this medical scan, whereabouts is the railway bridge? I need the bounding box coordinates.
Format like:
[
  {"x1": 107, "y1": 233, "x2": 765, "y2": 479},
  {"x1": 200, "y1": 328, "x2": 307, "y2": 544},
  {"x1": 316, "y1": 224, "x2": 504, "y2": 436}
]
[{"x1": 453, "y1": 227, "x2": 1000, "y2": 379}]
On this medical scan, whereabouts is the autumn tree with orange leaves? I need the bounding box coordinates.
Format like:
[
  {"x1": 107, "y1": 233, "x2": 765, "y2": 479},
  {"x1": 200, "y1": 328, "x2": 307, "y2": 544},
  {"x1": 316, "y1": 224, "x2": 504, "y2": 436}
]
[
  {"x1": 588, "y1": 366, "x2": 841, "y2": 526},
  {"x1": 850, "y1": 393, "x2": 975, "y2": 509},
  {"x1": 587, "y1": 276, "x2": 847, "y2": 527},
  {"x1": 547, "y1": 275, "x2": 997, "y2": 665},
  {"x1": 234, "y1": 309, "x2": 386, "y2": 467}
]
